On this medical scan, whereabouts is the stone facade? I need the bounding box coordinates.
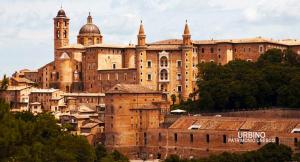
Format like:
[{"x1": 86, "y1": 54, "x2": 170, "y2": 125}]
[
  {"x1": 0, "y1": 86, "x2": 33, "y2": 112},
  {"x1": 16, "y1": 8, "x2": 299, "y2": 101},
  {"x1": 29, "y1": 88, "x2": 63, "y2": 112},
  {"x1": 103, "y1": 84, "x2": 300, "y2": 160},
  {"x1": 104, "y1": 84, "x2": 169, "y2": 157}
]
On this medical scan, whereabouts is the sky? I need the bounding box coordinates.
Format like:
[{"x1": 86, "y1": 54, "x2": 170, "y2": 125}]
[{"x1": 1, "y1": 0, "x2": 300, "y2": 77}]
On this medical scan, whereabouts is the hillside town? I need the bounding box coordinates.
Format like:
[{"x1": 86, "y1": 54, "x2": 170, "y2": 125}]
[{"x1": 1, "y1": 7, "x2": 300, "y2": 161}]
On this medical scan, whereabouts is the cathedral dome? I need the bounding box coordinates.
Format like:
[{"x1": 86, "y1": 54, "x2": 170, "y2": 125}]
[
  {"x1": 79, "y1": 24, "x2": 101, "y2": 35},
  {"x1": 57, "y1": 9, "x2": 66, "y2": 17},
  {"x1": 79, "y1": 13, "x2": 101, "y2": 35}
]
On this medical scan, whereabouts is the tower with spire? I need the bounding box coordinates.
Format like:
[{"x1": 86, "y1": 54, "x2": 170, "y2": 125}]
[
  {"x1": 53, "y1": 7, "x2": 70, "y2": 60},
  {"x1": 183, "y1": 20, "x2": 192, "y2": 46},
  {"x1": 181, "y1": 20, "x2": 194, "y2": 99},
  {"x1": 136, "y1": 20, "x2": 148, "y2": 86},
  {"x1": 137, "y1": 20, "x2": 146, "y2": 46}
]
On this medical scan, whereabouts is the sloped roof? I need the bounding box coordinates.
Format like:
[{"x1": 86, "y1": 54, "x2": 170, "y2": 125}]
[
  {"x1": 63, "y1": 92, "x2": 105, "y2": 97},
  {"x1": 170, "y1": 116, "x2": 300, "y2": 133},
  {"x1": 106, "y1": 84, "x2": 161, "y2": 94},
  {"x1": 81, "y1": 122, "x2": 99, "y2": 129},
  {"x1": 78, "y1": 105, "x2": 95, "y2": 113},
  {"x1": 11, "y1": 77, "x2": 34, "y2": 84},
  {"x1": 150, "y1": 37, "x2": 300, "y2": 46},
  {"x1": 60, "y1": 52, "x2": 70, "y2": 60},
  {"x1": 150, "y1": 39, "x2": 183, "y2": 45},
  {"x1": 31, "y1": 88, "x2": 59, "y2": 93},
  {"x1": 87, "y1": 43, "x2": 135, "y2": 49},
  {"x1": 30, "y1": 102, "x2": 41, "y2": 105},
  {"x1": 6, "y1": 86, "x2": 31, "y2": 91},
  {"x1": 194, "y1": 37, "x2": 279, "y2": 45},
  {"x1": 59, "y1": 44, "x2": 85, "y2": 49}
]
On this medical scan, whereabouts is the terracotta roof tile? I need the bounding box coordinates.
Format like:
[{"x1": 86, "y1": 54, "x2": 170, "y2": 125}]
[
  {"x1": 170, "y1": 116, "x2": 300, "y2": 133},
  {"x1": 106, "y1": 84, "x2": 161, "y2": 94}
]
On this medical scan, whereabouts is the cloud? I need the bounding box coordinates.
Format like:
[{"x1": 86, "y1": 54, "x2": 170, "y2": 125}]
[{"x1": 1, "y1": 0, "x2": 300, "y2": 76}]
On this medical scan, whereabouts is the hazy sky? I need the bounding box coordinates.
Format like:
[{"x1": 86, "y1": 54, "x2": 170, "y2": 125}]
[{"x1": 1, "y1": 0, "x2": 300, "y2": 77}]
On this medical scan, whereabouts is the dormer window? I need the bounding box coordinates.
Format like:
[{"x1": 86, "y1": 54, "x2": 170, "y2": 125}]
[
  {"x1": 291, "y1": 128, "x2": 300, "y2": 133},
  {"x1": 188, "y1": 124, "x2": 201, "y2": 130}
]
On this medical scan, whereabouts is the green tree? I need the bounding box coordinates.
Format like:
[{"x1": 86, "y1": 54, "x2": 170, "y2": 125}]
[
  {"x1": 0, "y1": 101, "x2": 96, "y2": 162},
  {"x1": 95, "y1": 144, "x2": 107, "y2": 162},
  {"x1": 0, "y1": 74, "x2": 9, "y2": 90},
  {"x1": 171, "y1": 94, "x2": 177, "y2": 105},
  {"x1": 185, "y1": 48, "x2": 300, "y2": 113}
]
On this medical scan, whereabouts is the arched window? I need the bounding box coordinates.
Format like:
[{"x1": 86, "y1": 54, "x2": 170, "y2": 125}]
[
  {"x1": 63, "y1": 30, "x2": 67, "y2": 38},
  {"x1": 57, "y1": 31, "x2": 60, "y2": 38},
  {"x1": 88, "y1": 38, "x2": 93, "y2": 45},
  {"x1": 97, "y1": 38, "x2": 100, "y2": 44},
  {"x1": 160, "y1": 69, "x2": 168, "y2": 80},
  {"x1": 160, "y1": 56, "x2": 168, "y2": 67},
  {"x1": 66, "y1": 86, "x2": 70, "y2": 92}
]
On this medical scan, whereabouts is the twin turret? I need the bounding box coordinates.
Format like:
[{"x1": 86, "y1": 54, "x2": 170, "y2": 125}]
[{"x1": 137, "y1": 20, "x2": 192, "y2": 46}]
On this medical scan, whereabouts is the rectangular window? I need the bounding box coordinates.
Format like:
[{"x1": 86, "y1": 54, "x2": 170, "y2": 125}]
[
  {"x1": 177, "y1": 73, "x2": 181, "y2": 80},
  {"x1": 259, "y1": 45, "x2": 264, "y2": 53},
  {"x1": 190, "y1": 134, "x2": 194, "y2": 143},
  {"x1": 206, "y1": 134, "x2": 210, "y2": 143},
  {"x1": 174, "y1": 133, "x2": 178, "y2": 143},
  {"x1": 124, "y1": 73, "x2": 127, "y2": 80},
  {"x1": 177, "y1": 85, "x2": 182, "y2": 92},
  {"x1": 177, "y1": 60, "x2": 182, "y2": 67},
  {"x1": 147, "y1": 74, "x2": 152, "y2": 81},
  {"x1": 147, "y1": 61, "x2": 152, "y2": 68},
  {"x1": 144, "y1": 132, "x2": 147, "y2": 145},
  {"x1": 202, "y1": 48, "x2": 205, "y2": 53},
  {"x1": 223, "y1": 135, "x2": 227, "y2": 144},
  {"x1": 115, "y1": 73, "x2": 118, "y2": 80},
  {"x1": 158, "y1": 133, "x2": 162, "y2": 142}
]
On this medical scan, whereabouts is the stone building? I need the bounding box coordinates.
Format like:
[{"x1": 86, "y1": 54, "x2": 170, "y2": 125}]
[
  {"x1": 59, "y1": 104, "x2": 104, "y2": 145},
  {"x1": 0, "y1": 86, "x2": 34, "y2": 112},
  {"x1": 141, "y1": 116, "x2": 300, "y2": 160},
  {"x1": 104, "y1": 84, "x2": 170, "y2": 157},
  {"x1": 29, "y1": 88, "x2": 63, "y2": 112},
  {"x1": 103, "y1": 85, "x2": 300, "y2": 159},
  {"x1": 18, "y1": 8, "x2": 300, "y2": 101}
]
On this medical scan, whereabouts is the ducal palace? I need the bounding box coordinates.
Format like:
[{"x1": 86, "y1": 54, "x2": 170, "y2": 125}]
[
  {"x1": 18, "y1": 8, "x2": 300, "y2": 101},
  {"x1": 3, "y1": 8, "x2": 300, "y2": 160}
]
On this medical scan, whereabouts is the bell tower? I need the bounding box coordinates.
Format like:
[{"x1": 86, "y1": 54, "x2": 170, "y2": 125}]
[
  {"x1": 181, "y1": 20, "x2": 193, "y2": 99},
  {"x1": 54, "y1": 7, "x2": 69, "y2": 60},
  {"x1": 136, "y1": 21, "x2": 147, "y2": 86}
]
